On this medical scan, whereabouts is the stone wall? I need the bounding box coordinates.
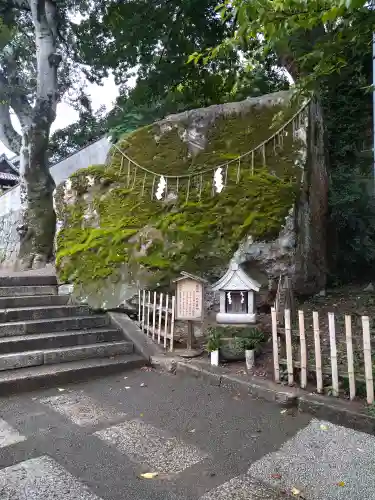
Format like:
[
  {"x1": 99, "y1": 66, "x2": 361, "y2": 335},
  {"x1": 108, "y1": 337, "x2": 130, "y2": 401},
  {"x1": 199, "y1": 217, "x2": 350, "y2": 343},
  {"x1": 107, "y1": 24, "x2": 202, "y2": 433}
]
[
  {"x1": 0, "y1": 137, "x2": 111, "y2": 268},
  {"x1": 55, "y1": 91, "x2": 328, "y2": 310}
]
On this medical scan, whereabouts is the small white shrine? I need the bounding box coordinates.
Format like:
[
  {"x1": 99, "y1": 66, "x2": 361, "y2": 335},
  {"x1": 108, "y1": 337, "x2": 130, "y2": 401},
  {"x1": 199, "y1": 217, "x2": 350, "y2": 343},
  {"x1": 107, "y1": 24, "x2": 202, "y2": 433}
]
[{"x1": 212, "y1": 262, "x2": 261, "y2": 324}]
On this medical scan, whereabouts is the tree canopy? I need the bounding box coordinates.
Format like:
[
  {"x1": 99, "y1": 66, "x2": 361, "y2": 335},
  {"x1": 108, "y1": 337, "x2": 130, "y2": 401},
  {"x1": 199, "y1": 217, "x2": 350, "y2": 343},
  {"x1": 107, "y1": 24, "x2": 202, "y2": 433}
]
[{"x1": 210, "y1": 0, "x2": 373, "y2": 89}]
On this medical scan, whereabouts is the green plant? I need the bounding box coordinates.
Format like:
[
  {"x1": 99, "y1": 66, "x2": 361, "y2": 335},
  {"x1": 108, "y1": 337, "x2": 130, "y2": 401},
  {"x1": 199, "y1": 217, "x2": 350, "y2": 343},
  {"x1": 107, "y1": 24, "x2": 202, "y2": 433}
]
[
  {"x1": 235, "y1": 327, "x2": 265, "y2": 350},
  {"x1": 206, "y1": 328, "x2": 222, "y2": 352},
  {"x1": 236, "y1": 337, "x2": 258, "y2": 351}
]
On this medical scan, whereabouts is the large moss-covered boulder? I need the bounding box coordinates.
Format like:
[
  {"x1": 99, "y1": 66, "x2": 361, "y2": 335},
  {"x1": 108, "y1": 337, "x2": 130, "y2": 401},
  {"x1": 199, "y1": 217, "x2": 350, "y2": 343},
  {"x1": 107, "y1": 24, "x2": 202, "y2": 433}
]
[{"x1": 55, "y1": 90, "x2": 328, "y2": 308}]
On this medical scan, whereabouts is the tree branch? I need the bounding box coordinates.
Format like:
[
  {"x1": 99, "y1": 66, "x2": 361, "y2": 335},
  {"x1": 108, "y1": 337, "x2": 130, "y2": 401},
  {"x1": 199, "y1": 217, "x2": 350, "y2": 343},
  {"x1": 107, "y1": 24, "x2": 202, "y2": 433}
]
[
  {"x1": 10, "y1": 93, "x2": 33, "y2": 130},
  {"x1": 0, "y1": 71, "x2": 22, "y2": 152},
  {"x1": 30, "y1": 0, "x2": 61, "y2": 123},
  {"x1": 0, "y1": 99, "x2": 21, "y2": 153}
]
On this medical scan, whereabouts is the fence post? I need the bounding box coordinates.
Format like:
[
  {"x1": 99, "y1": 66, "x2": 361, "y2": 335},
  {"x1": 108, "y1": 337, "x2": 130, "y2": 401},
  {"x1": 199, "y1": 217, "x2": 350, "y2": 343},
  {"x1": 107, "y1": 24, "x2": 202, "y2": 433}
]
[
  {"x1": 164, "y1": 294, "x2": 169, "y2": 349},
  {"x1": 284, "y1": 308, "x2": 294, "y2": 386},
  {"x1": 345, "y1": 315, "x2": 356, "y2": 400},
  {"x1": 328, "y1": 312, "x2": 339, "y2": 397},
  {"x1": 138, "y1": 290, "x2": 141, "y2": 327},
  {"x1": 152, "y1": 292, "x2": 157, "y2": 340},
  {"x1": 299, "y1": 310, "x2": 307, "y2": 389},
  {"x1": 158, "y1": 293, "x2": 163, "y2": 345},
  {"x1": 146, "y1": 291, "x2": 151, "y2": 337},
  {"x1": 141, "y1": 290, "x2": 146, "y2": 332},
  {"x1": 362, "y1": 316, "x2": 374, "y2": 405},
  {"x1": 170, "y1": 295, "x2": 176, "y2": 352},
  {"x1": 313, "y1": 311, "x2": 323, "y2": 394},
  {"x1": 271, "y1": 307, "x2": 280, "y2": 383}
]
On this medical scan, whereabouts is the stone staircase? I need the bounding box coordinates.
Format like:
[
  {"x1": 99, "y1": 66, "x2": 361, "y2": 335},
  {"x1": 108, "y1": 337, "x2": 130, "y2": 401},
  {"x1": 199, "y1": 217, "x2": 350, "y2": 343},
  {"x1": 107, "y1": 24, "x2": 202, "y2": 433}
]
[{"x1": 0, "y1": 273, "x2": 145, "y2": 394}]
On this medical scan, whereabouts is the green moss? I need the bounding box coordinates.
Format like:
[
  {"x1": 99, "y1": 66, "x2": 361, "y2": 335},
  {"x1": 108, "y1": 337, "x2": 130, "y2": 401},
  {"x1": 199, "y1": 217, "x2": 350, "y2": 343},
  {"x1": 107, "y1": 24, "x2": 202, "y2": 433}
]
[{"x1": 56, "y1": 95, "x2": 304, "y2": 288}]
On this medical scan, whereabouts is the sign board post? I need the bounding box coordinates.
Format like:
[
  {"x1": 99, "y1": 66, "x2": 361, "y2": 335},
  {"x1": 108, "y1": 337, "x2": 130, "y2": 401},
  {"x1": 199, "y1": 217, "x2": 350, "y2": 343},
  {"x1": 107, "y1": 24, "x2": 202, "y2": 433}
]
[{"x1": 173, "y1": 272, "x2": 208, "y2": 356}]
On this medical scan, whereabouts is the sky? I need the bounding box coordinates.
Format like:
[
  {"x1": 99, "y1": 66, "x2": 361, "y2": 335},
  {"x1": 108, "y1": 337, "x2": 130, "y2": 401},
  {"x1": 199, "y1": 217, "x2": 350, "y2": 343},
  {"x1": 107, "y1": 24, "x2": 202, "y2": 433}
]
[{"x1": 0, "y1": 74, "x2": 119, "y2": 158}]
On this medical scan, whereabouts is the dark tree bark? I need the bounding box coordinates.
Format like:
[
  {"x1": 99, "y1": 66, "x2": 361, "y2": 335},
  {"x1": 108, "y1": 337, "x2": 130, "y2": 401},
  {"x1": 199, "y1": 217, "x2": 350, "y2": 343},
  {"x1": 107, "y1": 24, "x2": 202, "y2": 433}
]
[
  {"x1": 277, "y1": 31, "x2": 329, "y2": 294},
  {"x1": 294, "y1": 96, "x2": 329, "y2": 294}
]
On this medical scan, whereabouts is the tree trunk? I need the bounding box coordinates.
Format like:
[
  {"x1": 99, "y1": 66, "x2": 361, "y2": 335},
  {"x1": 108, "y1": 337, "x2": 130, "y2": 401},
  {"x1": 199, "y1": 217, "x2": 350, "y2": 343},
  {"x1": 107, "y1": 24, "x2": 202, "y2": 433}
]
[
  {"x1": 294, "y1": 96, "x2": 329, "y2": 295},
  {"x1": 16, "y1": 128, "x2": 56, "y2": 270},
  {"x1": 276, "y1": 32, "x2": 329, "y2": 294},
  {"x1": 14, "y1": 0, "x2": 60, "y2": 270}
]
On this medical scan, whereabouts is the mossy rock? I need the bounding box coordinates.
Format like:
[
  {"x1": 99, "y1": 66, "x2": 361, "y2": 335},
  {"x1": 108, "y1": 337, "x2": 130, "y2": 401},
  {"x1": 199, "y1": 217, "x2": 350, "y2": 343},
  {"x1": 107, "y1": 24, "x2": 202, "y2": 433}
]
[{"x1": 55, "y1": 91, "x2": 306, "y2": 305}]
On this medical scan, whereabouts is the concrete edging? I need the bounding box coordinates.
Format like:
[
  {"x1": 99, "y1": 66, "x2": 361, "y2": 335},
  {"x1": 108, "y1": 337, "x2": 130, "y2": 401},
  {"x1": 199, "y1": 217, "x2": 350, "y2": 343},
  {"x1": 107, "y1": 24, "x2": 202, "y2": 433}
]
[
  {"x1": 175, "y1": 361, "x2": 300, "y2": 407},
  {"x1": 171, "y1": 361, "x2": 375, "y2": 433},
  {"x1": 108, "y1": 312, "x2": 165, "y2": 363},
  {"x1": 110, "y1": 313, "x2": 375, "y2": 434},
  {"x1": 298, "y1": 393, "x2": 375, "y2": 434}
]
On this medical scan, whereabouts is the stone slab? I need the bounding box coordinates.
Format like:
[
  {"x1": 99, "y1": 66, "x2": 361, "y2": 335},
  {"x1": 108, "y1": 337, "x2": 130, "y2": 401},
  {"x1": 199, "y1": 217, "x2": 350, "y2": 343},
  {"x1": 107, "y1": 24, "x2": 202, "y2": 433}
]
[
  {"x1": 0, "y1": 274, "x2": 57, "y2": 287},
  {"x1": 43, "y1": 341, "x2": 133, "y2": 364},
  {"x1": 95, "y1": 418, "x2": 207, "y2": 474},
  {"x1": 199, "y1": 473, "x2": 292, "y2": 500},
  {"x1": 0, "y1": 418, "x2": 26, "y2": 448},
  {"x1": 0, "y1": 455, "x2": 102, "y2": 500},
  {"x1": 0, "y1": 285, "x2": 57, "y2": 297},
  {"x1": 0, "y1": 305, "x2": 91, "y2": 323},
  {"x1": 0, "y1": 328, "x2": 123, "y2": 354},
  {"x1": 0, "y1": 294, "x2": 68, "y2": 308},
  {"x1": 248, "y1": 418, "x2": 375, "y2": 500},
  {"x1": 0, "y1": 351, "x2": 44, "y2": 371},
  {"x1": 0, "y1": 354, "x2": 145, "y2": 395},
  {"x1": 40, "y1": 392, "x2": 127, "y2": 427},
  {"x1": 0, "y1": 315, "x2": 109, "y2": 337}
]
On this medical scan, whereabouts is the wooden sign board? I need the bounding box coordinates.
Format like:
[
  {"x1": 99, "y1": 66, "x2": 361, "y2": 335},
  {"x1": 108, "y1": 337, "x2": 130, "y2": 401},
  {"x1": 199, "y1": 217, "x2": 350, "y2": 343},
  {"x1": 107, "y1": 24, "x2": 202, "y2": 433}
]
[{"x1": 175, "y1": 278, "x2": 204, "y2": 321}]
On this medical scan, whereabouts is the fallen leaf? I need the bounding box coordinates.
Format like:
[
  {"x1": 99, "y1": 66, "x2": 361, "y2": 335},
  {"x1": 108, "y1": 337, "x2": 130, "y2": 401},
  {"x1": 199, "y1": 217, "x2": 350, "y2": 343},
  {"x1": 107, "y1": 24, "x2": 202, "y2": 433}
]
[
  {"x1": 271, "y1": 473, "x2": 282, "y2": 480},
  {"x1": 337, "y1": 481, "x2": 345, "y2": 487},
  {"x1": 139, "y1": 472, "x2": 158, "y2": 479},
  {"x1": 140, "y1": 413, "x2": 144, "y2": 417},
  {"x1": 291, "y1": 487, "x2": 301, "y2": 496},
  {"x1": 320, "y1": 424, "x2": 328, "y2": 431}
]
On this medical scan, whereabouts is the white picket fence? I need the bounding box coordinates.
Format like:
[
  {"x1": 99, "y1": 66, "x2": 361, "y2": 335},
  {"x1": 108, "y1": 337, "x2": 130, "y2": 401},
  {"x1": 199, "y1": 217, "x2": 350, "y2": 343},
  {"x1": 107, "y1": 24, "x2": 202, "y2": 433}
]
[
  {"x1": 271, "y1": 307, "x2": 374, "y2": 404},
  {"x1": 138, "y1": 290, "x2": 176, "y2": 351}
]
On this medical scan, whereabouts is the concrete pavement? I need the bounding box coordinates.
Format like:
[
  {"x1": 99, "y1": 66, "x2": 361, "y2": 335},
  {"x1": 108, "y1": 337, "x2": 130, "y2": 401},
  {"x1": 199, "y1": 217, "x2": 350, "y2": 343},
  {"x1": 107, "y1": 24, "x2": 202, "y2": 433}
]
[{"x1": 0, "y1": 367, "x2": 372, "y2": 499}]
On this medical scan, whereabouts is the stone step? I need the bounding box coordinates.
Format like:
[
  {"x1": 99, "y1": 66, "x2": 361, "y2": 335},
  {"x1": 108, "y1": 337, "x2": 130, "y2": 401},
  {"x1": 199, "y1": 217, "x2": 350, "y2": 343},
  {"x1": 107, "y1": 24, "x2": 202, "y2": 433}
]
[
  {"x1": 0, "y1": 328, "x2": 123, "y2": 353},
  {"x1": 0, "y1": 341, "x2": 133, "y2": 371},
  {"x1": 0, "y1": 294, "x2": 69, "y2": 309},
  {"x1": 0, "y1": 305, "x2": 92, "y2": 323},
  {"x1": 0, "y1": 354, "x2": 145, "y2": 395},
  {"x1": 0, "y1": 285, "x2": 57, "y2": 297},
  {"x1": 0, "y1": 315, "x2": 109, "y2": 337},
  {"x1": 0, "y1": 275, "x2": 57, "y2": 287}
]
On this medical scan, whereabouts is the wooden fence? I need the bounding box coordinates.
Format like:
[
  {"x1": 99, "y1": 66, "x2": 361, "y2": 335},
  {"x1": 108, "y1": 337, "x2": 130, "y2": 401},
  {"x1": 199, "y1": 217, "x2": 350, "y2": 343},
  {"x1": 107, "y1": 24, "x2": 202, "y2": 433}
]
[
  {"x1": 138, "y1": 290, "x2": 176, "y2": 352},
  {"x1": 271, "y1": 307, "x2": 374, "y2": 404}
]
